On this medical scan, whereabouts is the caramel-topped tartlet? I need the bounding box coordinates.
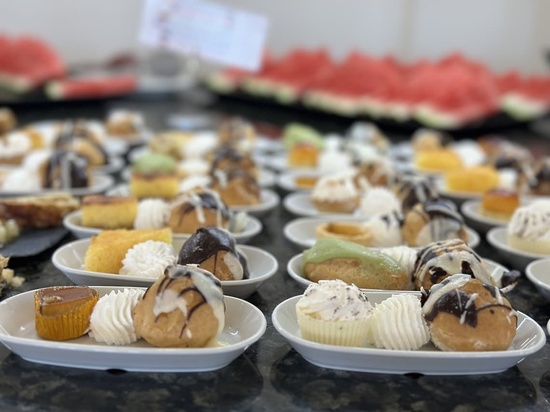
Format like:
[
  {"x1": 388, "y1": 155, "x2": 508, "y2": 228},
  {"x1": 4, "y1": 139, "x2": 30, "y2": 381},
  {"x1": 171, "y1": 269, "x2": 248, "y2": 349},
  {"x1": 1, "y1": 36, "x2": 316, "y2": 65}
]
[{"x1": 34, "y1": 286, "x2": 99, "y2": 341}]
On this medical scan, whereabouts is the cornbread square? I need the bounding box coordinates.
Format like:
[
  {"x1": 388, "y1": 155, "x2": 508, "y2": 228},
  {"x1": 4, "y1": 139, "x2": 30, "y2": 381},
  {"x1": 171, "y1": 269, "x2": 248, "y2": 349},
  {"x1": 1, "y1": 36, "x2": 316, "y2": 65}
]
[
  {"x1": 130, "y1": 174, "x2": 180, "y2": 200},
  {"x1": 84, "y1": 228, "x2": 172, "y2": 274},
  {"x1": 81, "y1": 195, "x2": 138, "y2": 229}
]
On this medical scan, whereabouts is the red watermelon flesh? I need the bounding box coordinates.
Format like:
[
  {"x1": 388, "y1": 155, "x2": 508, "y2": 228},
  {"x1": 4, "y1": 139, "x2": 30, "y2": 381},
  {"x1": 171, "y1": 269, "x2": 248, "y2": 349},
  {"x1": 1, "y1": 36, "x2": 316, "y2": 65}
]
[
  {"x1": 0, "y1": 34, "x2": 65, "y2": 92},
  {"x1": 46, "y1": 73, "x2": 137, "y2": 100}
]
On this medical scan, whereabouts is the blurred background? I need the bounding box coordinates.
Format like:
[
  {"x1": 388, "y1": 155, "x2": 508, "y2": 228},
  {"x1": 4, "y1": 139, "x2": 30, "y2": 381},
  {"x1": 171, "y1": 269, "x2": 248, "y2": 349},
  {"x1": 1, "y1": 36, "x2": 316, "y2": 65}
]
[{"x1": 0, "y1": 0, "x2": 548, "y2": 73}]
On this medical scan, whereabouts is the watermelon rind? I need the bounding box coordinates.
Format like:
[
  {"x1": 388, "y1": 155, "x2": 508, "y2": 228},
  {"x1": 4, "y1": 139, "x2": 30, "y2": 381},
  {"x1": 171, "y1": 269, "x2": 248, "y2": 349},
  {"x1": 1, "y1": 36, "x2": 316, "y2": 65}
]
[
  {"x1": 0, "y1": 74, "x2": 36, "y2": 94},
  {"x1": 204, "y1": 72, "x2": 238, "y2": 94},
  {"x1": 501, "y1": 93, "x2": 548, "y2": 121},
  {"x1": 414, "y1": 104, "x2": 462, "y2": 130}
]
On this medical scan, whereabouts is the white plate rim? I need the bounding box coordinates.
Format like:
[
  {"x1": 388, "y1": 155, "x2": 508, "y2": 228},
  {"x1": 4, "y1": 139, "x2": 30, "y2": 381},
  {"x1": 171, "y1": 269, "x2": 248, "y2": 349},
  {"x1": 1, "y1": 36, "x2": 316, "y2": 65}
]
[
  {"x1": 229, "y1": 189, "x2": 280, "y2": 214},
  {"x1": 0, "y1": 287, "x2": 266, "y2": 372},
  {"x1": 487, "y1": 227, "x2": 550, "y2": 260},
  {"x1": 277, "y1": 169, "x2": 322, "y2": 192},
  {"x1": 271, "y1": 295, "x2": 546, "y2": 375},
  {"x1": 283, "y1": 192, "x2": 357, "y2": 217},
  {"x1": 62, "y1": 210, "x2": 263, "y2": 243},
  {"x1": 461, "y1": 199, "x2": 509, "y2": 228},
  {"x1": 525, "y1": 258, "x2": 550, "y2": 293}
]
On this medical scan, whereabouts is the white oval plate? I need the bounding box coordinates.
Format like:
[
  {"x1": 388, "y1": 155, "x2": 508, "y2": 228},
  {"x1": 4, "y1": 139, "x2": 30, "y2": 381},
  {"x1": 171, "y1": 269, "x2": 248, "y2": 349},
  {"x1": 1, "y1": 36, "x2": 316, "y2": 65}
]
[
  {"x1": 272, "y1": 294, "x2": 545, "y2": 375},
  {"x1": 283, "y1": 216, "x2": 480, "y2": 250},
  {"x1": 0, "y1": 286, "x2": 266, "y2": 372},
  {"x1": 277, "y1": 169, "x2": 322, "y2": 192},
  {"x1": 287, "y1": 253, "x2": 507, "y2": 293},
  {"x1": 487, "y1": 227, "x2": 550, "y2": 270},
  {"x1": 0, "y1": 173, "x2": 114, "y2": 198},
  {"x1": 525, "y1": 258, "x2": 550, "y2": 302},
  {"x1": 63, "y1": 210, "x2": 263, "y2": 244},
  {"x1": 52, "y1": 239, "x2": 278, "y2": 299},
  {"x1": 92, "y1": 156, "x2": 125, "y2": 175},
  {"x1": 283, "y1": 192, "x2": 359, "y2": 217}
]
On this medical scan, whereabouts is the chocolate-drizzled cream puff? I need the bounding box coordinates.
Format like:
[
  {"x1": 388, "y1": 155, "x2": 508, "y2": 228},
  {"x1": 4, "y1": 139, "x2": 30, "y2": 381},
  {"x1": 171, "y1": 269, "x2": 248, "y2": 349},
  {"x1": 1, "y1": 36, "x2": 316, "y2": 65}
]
[
  {"x1": 177, "y1": 227, "x2": 249, "y2": 281},
  {"x1": 393, "y1": 175, "x2": 439, "y2": 214},
  {"x1": 132, "y1": 264, "x2": 225, "y2": 348},
  {"x1": 421, "y1": 274, "x2": 517, "y2": 351},
  {"x1": 40, "y1": 150, "x2": 90, "y2": 190},
  {"x1": 402, "y1": 199, "x2": 467, "y2": 247},
  {"x1": 210, "y1": 167, "x2": 261, "y2": 206}
]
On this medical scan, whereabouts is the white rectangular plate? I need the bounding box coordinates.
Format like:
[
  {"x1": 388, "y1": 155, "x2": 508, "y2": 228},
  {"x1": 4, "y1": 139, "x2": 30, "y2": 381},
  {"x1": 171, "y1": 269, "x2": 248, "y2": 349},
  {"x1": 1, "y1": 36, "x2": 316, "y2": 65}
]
[
  {"x1": 272, "y1": 294, "x2": 546, "y2": 375},
  {"x1": 0, "y1": 287, "x2": 266, "y2": 372}
]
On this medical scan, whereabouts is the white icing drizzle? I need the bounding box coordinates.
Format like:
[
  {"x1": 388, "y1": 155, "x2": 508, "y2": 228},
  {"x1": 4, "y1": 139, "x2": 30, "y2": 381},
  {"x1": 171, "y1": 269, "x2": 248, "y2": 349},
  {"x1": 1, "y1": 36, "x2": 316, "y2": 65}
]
[
  {"x1": 222, "y1": 251, "x2": 244, "y2": 280},
  {"x1": 421, "y1": 274, "x2": 472, "y2": 316}
]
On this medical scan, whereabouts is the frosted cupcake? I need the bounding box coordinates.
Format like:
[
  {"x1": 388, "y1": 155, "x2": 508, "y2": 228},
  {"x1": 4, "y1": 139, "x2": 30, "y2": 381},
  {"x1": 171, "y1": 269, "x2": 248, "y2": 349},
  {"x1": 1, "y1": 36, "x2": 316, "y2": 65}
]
[
  {"x1": 311, "y1": 172, "x2": 359, "y2": 214},
  {"x1": 295, "y1": 279, "x2": 373, "y2": 347},
  {"x1": 507, "y1": 200, "x2": 550, "y2": 254}
]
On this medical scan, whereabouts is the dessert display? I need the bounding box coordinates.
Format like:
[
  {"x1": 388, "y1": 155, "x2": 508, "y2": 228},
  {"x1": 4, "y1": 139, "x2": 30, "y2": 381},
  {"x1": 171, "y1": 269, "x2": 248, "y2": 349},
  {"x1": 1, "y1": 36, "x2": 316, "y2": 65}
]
[
  {"x1": 282, "y1": 123, "x2": 324, "y2": 168},
  {"x1": 81, "y1": 195, "x2": 138, "y2": 229},
  {"x1": 295, "y1": 279, "x2": 373, "y2": 347},
  {"x1": 167, "y1": 189, "x2": 231, "y2": 234},
  {"x1": 34, "y1": 285, "x2": 99, "y2": 341},
  {"x1": 177, "y1": 227, "x2": 249, "y2": 281},
  {"x1": 132, "y1": 264, "x2": 225, "y2": 347},
  {"x1": 0, "y1": 107, "x2": 16, "y2": 134},
  {"x1": 88, "y1": 288, "x2": 144, "y2": 345},
  {"x1": 302, "y1": 238, "x2": 409, "y2": 290},
  {"x1": 210, "y1": 167, "x2": 261, "y2": 206},
  {"x1": 217, "y1": 117, "x2": 256, "y2": 153},
  {"x1": 367, "y1": 294, "x2": 430, "y2": 350},
  {"x1": 421, "y1": 274, "x2": 517, "y2": 351},
  {"x1": 0, "y1": 254, "x2": 24, "y2": 297},
  {"x1": 0, "y1": 193, "x2": 80, "y2": 228},
  {"x1": 414, "y1": 148, "x2": 463, "y2": 173},
  {"x1": 84, "y1": 228, "x2": 172, "y2": 274},
  {"x1": 39, "y1": 150, "x2": 91, "y2": 190},
  {"x1": 129, "y1": 153, "x2": 180, "y2": 200},
  {"x1": 411, "y1": 129, "x2": 453, "y2": 152},
  {"x1": 507, "y1": 200, "x2": 550, "y2": 254},
  {"x1": 311, "y1": 172, "x2": 359, "y2": 214},
  {"x1": 393, "y1": 175, "x2": 439, "y2": 214},
  {"x1": 0, "y1": 219, "x2": 20, "y2": 247},
  {"x1": 105, "y1": 110, "x2": 145, "y2": 137},
  {"x1": 518, "y1": 157, "x2": 550, "y2": 196},
  {"x1": 210, "y1": 146, "x2": 258, "y2": 177},
  {"x1": 401, "y1": 199, "x2": 468, "y2": 247},
  {"x1": 119, "y1": 240, "x2": 177, "y2": 278},
  {"x1": 480, "y1": 188, "x2": 520, "y2": 220},
  {"x1": 444, "y1": 165, "x2": 500, "y2": 193}
]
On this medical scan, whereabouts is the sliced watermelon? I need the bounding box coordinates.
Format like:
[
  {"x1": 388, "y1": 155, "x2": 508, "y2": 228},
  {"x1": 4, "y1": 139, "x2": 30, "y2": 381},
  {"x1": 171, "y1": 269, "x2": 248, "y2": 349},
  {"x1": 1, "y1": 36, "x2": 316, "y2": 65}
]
[
  {"x1": 45, "y1": 74, "x2": 137, "y2": 100},
  {"x1": 0, "y1": 34, "x2": 65, "y2": 93},
  {"x1": 497, "y1": 73, "x2": 550, "y2": 120}
]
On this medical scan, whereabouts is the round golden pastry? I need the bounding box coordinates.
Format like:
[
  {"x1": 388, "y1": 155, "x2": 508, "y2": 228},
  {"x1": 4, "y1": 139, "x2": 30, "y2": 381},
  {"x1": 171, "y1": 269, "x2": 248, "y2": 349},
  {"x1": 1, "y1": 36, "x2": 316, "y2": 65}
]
[
  {"x1": 422, "y1": 275, "x2": 517, "y2": 351},
  {"x1": 315, "y1": 222, "x2": 373, "y2": 247},
  {"x1": 132, "y1": 264, "x2": 225, "y2": 348}
]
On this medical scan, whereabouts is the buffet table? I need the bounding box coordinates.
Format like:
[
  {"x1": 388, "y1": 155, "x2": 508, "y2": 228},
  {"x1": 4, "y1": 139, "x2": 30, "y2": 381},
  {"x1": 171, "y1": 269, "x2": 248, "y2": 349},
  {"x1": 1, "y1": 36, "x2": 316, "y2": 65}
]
[{"x1": 1, "y1": 92, "x2": 550, "y2": 411}]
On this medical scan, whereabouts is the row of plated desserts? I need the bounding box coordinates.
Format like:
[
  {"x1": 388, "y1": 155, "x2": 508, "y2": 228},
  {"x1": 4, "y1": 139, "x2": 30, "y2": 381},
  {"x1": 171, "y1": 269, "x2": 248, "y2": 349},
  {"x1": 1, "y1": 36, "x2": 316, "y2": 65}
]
[{"x1": 0, "y1": 113, "x2": 547, "y2": 371}]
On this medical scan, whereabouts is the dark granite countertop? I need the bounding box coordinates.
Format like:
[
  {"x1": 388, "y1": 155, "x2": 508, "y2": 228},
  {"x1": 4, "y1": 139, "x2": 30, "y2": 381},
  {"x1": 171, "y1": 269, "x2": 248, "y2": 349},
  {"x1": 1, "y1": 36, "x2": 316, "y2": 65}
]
[{"x1": 1, "y1": 92, "x2": 550, "y2": 411}]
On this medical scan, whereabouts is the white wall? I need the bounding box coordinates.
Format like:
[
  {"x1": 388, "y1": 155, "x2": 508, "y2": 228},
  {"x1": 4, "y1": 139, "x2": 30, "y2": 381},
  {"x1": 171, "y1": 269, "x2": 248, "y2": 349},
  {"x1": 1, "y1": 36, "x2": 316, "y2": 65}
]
[{"x1": 0, "y1": 0, "x2": 548, "y2": 73}]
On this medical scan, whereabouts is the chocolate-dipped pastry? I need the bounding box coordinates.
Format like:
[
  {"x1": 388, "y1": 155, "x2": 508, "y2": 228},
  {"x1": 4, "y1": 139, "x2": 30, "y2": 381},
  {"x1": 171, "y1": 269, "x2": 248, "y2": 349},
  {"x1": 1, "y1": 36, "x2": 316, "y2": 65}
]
[
  {"x1": 210, "y1": 166, "x2": 261, "y2": 206},
  {"x1": 40, "y1": 150, "x2": 90, "y2": 189},
  {"x1": 210, "y1": 146, "x2": 257, "y2": 177},
  {"x1": 177, "y1": 226, "x2": 249, "y2": 280},
  {"x1": 421, "y1": 274, "x2": 517, "y2": 351},
  {"x1": 519, "y1": 157, "x2": 550, "y2": 196},
  {"x1": 402, "y1": 199, "x2": 467, "y2": 247},
  {"x1": 54, "y1": 121, "x2": 108, "y2": 166},
  {"x1": 167, "y1": 189, "x2": 231, "y2": 234},
  {"x1": 217, "y1": 117, "x2": 255, "y2": 152},
  {"x1": 393, "y1": 175, "x2": 439, "y2": 214},
  {"x1": 132, "y1": 264, "x2": 225, "y2": 348}
]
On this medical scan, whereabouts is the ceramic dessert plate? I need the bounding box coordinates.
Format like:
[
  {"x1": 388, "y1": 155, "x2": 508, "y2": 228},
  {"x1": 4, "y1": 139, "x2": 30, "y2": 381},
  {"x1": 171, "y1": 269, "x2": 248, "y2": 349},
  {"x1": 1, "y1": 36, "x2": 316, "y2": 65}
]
[
  {"x1": 525, "y1": 258, "x2": 550, "y2": 302},
  {"x1": 52, "y1": 239, "x2": 278, "y2": 299},
  {"x1": 487, "y1": 227, "x2": 550, "y2": 270},
  {"x1": 92, "y1": 156, "x2": 125, "y2": 175},
  {"x1": 63, "y1": 210, "x2": 263, "y2": 244},
  {"x1": 272, "y1": 294, "x2": 545, "y2": 375},
  {"x1": 0, "y1": 173, "x2": 114, "y2": 198},
  {"x1": 277, "y1": 169, "x2": 322, "y2": 192},
  {"x1": 0, "y1": 286, "x2": 266, "y2": 372},
  {"x1": 283, "y1": 192, "x2": 361, "y2": 217},
  {"x1": 283, "y1": 216, "x2": 480, "y2": 250},
  {"x1": 229, "y1": 189, "x2": 280, "y2": 217},
  {"x1": 286, "y1": 253, "x2": 509, "y2": 293}
]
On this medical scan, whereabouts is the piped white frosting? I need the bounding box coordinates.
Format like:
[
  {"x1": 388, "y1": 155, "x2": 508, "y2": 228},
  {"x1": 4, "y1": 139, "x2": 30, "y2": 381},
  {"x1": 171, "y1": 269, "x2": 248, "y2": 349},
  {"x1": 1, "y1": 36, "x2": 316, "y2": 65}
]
[{"x1": 119, "y1": 241, "x2": 176, "y2": 278}]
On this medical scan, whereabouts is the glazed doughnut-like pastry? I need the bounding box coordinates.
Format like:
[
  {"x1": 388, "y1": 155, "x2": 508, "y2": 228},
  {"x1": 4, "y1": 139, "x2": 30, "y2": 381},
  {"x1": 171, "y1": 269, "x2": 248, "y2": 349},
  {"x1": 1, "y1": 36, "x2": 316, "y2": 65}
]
[
  {"x1": 302, "y1": 238, "x2": 410, "y2": 290},
  {"x1": 132, "y1": 264, "x2": 225, "y2": 348},
  {"x1": 421, "y1": 274, "x2": 517, "y2": 351},
  {"x1": 402, "y1": 199, "x2": 467, "y2": 247},
  {"x1": 177, "y1": 226, "x2": 249, "y2": 281}
]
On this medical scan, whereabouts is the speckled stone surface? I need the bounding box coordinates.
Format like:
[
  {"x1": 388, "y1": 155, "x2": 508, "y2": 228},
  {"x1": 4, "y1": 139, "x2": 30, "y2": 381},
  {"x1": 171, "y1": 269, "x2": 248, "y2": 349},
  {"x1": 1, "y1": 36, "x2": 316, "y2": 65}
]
[{"x1": 0, "y1": 96, "x2": 550, "y2": 411}]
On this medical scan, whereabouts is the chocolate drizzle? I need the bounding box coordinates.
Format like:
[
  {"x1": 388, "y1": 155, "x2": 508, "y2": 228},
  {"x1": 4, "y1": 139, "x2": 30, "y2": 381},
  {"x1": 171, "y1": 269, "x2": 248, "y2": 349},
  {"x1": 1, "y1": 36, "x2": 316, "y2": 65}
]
[
  {"x1": 423, "y1": 288, "x2": 514, "y2": 328},
  {"x1": 42, "y1": 150, "x2": 89, "y2": 189},
  {"x1": 173, "y1": 191, "x2": 231, "y2": 222},
  {"x1": 395, "y1": 175, "x2": 439, "y2": 213},
  {"x1": 177, "y1": 227, "x2": 249, "y2": 279}
]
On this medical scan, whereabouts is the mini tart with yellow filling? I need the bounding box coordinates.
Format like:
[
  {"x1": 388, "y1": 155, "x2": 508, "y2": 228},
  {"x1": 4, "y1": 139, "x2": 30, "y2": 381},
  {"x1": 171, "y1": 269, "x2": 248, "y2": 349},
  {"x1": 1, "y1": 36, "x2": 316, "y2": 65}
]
[
  {"x1": 315, "y1": 222, "x2": 373, "y2": 247},
  {"x1": 479, "y1": 189, "x2": 519, "y2": 221},
  {"x1": 34, "y1": 286, "x2": 99, "y2": 341}
]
